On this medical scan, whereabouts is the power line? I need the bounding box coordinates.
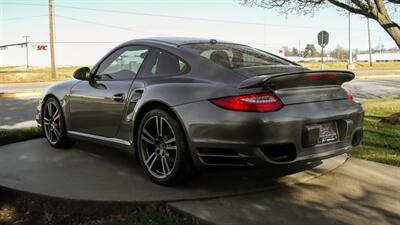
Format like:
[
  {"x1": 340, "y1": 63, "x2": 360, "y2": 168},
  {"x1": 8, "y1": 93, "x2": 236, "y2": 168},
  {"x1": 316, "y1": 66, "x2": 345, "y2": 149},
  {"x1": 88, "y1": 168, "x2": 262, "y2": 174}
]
[
  {"x1": 0, "y1": 15, "x2": 48, "y2": 21},
  {"x1": 0, "y1": 42, "x2": 27, "y2": 48},
  {"x1": 30, "y1": 41, "x2": 121, "y2": 44},
  {"x1": 56, "y1": 15, "x2": 171, "y2": 36},
  {"x1": 0, "y1": 1, "x2": 372, "y2": 31},
  {"x1": 17, "y1": 41, "x2": 299, "y2": 47}
]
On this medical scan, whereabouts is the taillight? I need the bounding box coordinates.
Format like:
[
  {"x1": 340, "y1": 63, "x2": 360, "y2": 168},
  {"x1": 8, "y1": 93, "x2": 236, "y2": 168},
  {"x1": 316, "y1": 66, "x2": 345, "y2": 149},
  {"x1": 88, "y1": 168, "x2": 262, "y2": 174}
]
[
  {"x1": 343, "y1": 88, "x2": 354, "y2": 101},
  {"x1": 210, "y1": 92, "x2": 283, "y2": 112},
  {"x1": 306, "y1": 74, "x2": 340, "y2": 84},
  {"x1": 306, "y1": 74, "x2": 337, "y2": 79}
]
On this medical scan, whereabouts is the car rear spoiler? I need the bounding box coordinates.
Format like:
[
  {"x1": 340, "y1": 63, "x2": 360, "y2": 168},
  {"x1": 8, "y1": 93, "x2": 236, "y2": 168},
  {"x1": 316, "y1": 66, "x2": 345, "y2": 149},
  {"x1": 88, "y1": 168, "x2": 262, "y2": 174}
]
[{"x1": 237, "y1": 70, "x2": 355, "y2": 90}]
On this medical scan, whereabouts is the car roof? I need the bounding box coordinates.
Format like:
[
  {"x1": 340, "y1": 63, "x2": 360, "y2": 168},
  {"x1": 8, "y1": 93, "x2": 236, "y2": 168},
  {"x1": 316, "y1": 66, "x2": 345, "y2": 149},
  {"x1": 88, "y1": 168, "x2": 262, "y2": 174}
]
[{"x1": 123, "y1": 37, "x2": 245, "y2": 47}]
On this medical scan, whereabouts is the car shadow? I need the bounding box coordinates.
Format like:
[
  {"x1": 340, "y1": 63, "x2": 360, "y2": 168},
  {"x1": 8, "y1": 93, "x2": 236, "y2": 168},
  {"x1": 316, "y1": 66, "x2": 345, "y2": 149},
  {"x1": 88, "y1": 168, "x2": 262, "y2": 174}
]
[{"x1": 73, "y1": 139, "x2": 325, "y2": 192}]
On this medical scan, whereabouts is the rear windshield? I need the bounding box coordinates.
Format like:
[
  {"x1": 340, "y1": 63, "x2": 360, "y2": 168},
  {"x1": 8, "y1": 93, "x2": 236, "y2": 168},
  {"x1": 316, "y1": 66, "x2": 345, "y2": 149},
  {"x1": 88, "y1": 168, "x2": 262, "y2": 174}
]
[{"x1": 182, "y1": 43, "x2": 291, "y2": 69}]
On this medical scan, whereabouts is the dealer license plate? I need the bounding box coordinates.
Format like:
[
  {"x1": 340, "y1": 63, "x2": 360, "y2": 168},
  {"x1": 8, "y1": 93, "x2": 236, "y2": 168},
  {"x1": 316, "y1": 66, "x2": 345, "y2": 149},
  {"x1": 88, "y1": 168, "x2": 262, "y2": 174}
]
[{"x1": 319, "y1": 122, "x2": 338, "y2": 144}]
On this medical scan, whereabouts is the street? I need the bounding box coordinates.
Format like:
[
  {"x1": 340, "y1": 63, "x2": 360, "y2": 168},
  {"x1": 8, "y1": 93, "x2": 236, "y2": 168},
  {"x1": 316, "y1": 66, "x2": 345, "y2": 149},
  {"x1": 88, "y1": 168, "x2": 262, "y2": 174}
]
[
  {"x1": 0, "y1": 81, "x2": 55, "y2": 93},
  {"x1": 0, "y1": 97, "x2": 38, "y2": 129},
  {"x1": 0, "y1": 77, "x2": 399, "y2": 130},
  {"x1": 344, "y1": 77, "x2": 400, "y2": 100}
]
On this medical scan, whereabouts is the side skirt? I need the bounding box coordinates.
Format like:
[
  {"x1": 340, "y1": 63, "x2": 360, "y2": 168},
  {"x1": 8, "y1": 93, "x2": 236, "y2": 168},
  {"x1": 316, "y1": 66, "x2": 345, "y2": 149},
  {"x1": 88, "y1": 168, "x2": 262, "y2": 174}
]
[{"x1": 67, "y1": 131, "x2": 133, "y2": 151}]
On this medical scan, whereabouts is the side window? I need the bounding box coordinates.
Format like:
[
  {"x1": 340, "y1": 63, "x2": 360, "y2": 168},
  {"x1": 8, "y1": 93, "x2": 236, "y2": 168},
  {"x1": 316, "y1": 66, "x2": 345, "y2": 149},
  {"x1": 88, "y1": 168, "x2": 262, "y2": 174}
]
[
  {"x1": 96, "y1": 46, "x2": 149, "y2": 80},
  {"x1": 143, "y1": 49, "x2": 188, "y2": 77}
]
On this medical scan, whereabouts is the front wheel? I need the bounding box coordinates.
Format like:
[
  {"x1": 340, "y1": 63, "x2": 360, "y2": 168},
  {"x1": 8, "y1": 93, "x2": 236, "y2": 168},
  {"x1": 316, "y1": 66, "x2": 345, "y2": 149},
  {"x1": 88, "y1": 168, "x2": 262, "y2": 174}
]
[
  {"x1": 137, "y1": 108, "x2": 194, "y2": 185},
  {"x1": 42, "y1": 97, "x2": 74, "y2": 148}
]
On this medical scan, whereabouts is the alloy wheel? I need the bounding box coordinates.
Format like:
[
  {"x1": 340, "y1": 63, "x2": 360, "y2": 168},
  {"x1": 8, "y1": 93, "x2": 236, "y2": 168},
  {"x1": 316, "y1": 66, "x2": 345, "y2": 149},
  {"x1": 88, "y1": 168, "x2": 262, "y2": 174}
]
[
  {"x1": 140, "y1": 115, "x2": 177, "y2": 179},
  {"x1": 43, "y1": 100, "x2": 62, "y2": 145}
]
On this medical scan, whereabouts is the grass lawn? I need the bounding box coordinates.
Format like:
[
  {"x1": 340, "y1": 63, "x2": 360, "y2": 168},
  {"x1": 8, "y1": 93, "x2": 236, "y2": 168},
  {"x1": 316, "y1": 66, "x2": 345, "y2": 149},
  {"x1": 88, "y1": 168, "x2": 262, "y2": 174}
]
[
  {"x1": 299, "y1": 61, "x2": 400, "y2": 71},
  {"x1": 0, "y1": 127, "x2": 41, "y2": 147},
  {"x1": 0, "y1": 193, "x2": 195, "y2": 225},
  {"x1": 0, "y1": 66, "x2": 79, "y2": 83},
  {"x1": 350, "y1": 99, "x2": 400, "y2": 166}
]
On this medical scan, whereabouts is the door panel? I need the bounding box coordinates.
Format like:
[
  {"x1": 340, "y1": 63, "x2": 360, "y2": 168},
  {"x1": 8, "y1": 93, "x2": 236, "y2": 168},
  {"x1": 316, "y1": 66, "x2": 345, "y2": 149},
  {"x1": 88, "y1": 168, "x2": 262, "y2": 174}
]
[
  {"x1": 68, "y1": 45, "x2": 150, "y2": 138},
  {"x1": 69, "y1": 80, "x2": 132, "y2": 137},
  {"x1": 114, "y1": 81, "x2": 146, "y2": 142}
]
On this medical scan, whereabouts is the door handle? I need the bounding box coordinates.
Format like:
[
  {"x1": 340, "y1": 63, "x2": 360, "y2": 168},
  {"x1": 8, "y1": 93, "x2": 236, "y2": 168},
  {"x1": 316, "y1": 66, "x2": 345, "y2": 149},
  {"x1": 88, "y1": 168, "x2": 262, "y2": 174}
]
[{"x1": 112, "y1": 93, "x2": 125, "y2": 102}]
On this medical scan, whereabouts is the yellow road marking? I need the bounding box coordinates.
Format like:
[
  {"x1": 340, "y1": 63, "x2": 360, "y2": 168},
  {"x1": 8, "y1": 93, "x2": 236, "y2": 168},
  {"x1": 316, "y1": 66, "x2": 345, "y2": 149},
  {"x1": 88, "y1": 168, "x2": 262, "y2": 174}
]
[
  {"x1": 355, "y1": 74, "x2": 400, "y2": 79},
  {"x1": 0, "y1": 91, "x2": 42, "y2": 99}
]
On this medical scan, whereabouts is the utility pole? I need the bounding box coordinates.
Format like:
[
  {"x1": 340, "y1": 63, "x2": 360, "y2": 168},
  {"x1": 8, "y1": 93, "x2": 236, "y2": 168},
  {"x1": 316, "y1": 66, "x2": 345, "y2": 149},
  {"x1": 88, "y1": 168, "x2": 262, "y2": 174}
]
[
  {"x1": 367, "y1": 18, "x2": 373, "y2": 67},
  {"x1": 298, "y1": 40, "x2": 301, "y2": 60},
  {"x1": 347, "y1": 10, "x2": 354, "y2": 69},
  {"x1": 48, "y1": 0, "x2": 57, "y2": 79},
  {"x1": 23, "y1": 36, "x2": 30, "y2": 69}
]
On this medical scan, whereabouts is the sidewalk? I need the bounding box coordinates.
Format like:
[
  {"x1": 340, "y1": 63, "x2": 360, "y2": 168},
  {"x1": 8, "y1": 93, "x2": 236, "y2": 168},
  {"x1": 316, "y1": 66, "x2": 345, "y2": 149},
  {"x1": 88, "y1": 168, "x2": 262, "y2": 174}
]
[{"x1": 169, "y1": 157, "x2": 400, "y2": 225}]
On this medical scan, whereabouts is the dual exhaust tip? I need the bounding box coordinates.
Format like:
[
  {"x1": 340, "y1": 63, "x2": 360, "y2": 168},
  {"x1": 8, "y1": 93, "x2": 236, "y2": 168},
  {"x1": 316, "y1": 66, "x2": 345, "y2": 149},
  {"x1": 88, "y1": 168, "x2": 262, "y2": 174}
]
[{"x1": 352, "y1": 130, "x2": 363, "y2": 147}]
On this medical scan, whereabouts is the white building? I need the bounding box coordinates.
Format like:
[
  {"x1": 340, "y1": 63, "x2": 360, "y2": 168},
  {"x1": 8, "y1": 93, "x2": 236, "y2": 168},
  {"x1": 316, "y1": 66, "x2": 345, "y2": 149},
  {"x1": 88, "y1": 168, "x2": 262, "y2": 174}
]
[
  {"x1": 284, "y1": 56, "x2": 336, "y2": 62},
  {"x1": 356, "y1": 52, "x2": 400, "y2": 62},
  {"x1": 0, "y1": 42, "x2": 115, "y2": 67}
]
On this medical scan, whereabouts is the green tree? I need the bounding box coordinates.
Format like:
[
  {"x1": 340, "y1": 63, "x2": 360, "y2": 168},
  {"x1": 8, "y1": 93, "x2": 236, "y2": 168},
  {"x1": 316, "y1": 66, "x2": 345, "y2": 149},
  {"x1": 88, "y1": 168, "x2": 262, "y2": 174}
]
[
  {"x1": 240, "y1": 0, "x2": 400, "y2": 48},
  {"x1": 304, "y1": 44, "x2": 317, "y2": 58}
]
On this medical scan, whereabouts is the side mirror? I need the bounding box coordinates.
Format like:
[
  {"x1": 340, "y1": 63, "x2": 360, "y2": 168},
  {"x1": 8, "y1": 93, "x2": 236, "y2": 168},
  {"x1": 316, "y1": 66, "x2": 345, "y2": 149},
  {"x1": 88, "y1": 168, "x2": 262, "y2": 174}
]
[{"x1": 73, "y1": 67, "x2": 91, "y2": 80}]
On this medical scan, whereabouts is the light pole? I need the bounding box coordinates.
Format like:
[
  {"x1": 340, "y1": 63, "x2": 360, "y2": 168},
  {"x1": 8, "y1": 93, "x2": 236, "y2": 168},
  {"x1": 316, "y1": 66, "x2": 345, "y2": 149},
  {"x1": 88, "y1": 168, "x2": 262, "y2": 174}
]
[{"x1": 23, "y1": 36, "x2": 30, "y2": 69}]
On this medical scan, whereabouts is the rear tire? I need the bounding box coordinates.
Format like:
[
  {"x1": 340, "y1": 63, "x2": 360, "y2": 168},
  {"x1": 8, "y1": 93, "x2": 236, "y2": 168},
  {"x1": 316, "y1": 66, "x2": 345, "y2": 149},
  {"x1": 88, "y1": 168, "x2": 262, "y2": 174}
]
[
  {"x1": 137, "y1": 108, "x2": 194, "y2": 185},
  {"x1": 42, "y1": 97, "x2": 74, "y2": 148}
]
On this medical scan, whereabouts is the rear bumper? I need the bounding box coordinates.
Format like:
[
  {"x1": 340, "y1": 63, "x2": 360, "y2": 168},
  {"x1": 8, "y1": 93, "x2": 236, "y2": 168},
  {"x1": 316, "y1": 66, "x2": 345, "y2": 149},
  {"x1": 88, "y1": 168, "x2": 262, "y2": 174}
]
[{"x1": 173, "y1": 99, "x2": 363, "y2": 168}]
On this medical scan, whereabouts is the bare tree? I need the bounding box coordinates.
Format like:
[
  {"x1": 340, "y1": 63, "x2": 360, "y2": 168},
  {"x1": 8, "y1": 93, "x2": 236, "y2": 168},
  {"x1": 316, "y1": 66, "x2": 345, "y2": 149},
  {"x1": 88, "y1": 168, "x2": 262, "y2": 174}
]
[
  {"x1": 330, "y1": 45, "x2": 349, "y2": 60},
  {"x1": 240, "y1": 0, "x2": 400, "y2": 48}
]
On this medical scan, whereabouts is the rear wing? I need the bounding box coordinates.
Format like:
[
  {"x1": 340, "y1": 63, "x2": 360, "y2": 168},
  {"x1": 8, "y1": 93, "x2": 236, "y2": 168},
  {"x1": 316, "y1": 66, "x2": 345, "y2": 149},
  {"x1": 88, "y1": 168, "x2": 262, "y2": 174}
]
[{"x1": 238, "y1": 70, "x2": 355, "y2": 90}]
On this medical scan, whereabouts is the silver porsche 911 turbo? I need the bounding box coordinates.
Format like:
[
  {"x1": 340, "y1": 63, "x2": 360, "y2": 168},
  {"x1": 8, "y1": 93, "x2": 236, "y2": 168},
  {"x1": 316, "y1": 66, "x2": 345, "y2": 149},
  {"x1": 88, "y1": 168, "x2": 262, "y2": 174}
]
[{"x1": 36, "y1": 37, "x2": 363, "y2": 185}]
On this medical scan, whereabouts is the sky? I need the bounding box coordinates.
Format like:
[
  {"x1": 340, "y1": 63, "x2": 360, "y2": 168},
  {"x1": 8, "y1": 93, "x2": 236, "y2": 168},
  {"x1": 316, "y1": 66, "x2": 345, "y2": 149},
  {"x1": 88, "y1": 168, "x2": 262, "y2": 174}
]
[{"x1": 0, "y1": 0, "x2": 399, "y2": 66}]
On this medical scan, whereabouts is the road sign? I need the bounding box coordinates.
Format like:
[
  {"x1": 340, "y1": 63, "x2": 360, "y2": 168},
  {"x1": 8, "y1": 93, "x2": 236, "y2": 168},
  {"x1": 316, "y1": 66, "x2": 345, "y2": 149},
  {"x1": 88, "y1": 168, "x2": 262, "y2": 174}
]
[
  {"x1": 318, "y1": 30, "x2": 329, "y2": 70},
  {"x1": 318, "y1": 30, "x2": 329, "y2": 48}
]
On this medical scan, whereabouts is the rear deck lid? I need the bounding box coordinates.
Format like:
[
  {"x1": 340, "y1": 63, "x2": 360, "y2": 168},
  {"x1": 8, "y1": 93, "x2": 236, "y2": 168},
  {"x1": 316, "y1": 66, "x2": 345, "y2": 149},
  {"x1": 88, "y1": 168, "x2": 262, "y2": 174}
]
[{"x1": 237, "y1": 70, "x2": 355, "y2": 104}]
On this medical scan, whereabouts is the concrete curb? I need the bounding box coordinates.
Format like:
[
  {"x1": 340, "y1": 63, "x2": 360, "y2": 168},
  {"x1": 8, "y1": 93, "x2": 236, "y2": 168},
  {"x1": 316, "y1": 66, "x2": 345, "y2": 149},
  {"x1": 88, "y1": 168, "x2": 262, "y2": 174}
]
[
  {"x1": 169, "y1": 155, "x2": 349, "y2": 204},
  {"x1": 167, "y1": 155, "x2": 349, "y2": 224},
  {"x1": 168, "y1": 156, "x2": 400, "y2": 225}
]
